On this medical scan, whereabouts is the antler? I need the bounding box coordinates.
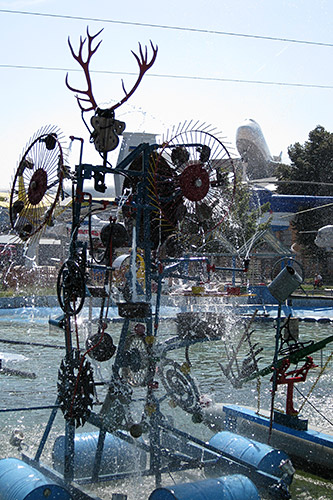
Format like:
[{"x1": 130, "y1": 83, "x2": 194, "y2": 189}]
[
  {"x1": 66, "y1": 28, "x2": 158, "y2": 114},
  {"x1": 110, "y1": 41, "x2": 158, "y2": 111},
  {"x1": 66, "y1": 27, "x2": 103, "y2": 113}
]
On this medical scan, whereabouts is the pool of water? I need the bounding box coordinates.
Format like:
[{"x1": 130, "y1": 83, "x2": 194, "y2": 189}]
[{"x1": 0, "y1": 306, "x2": 332, "y2": 499}]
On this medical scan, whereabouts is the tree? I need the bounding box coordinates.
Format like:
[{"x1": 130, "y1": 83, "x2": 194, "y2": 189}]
[
  {"x1": 276, "y1": 125, "x2": 333, "y2": 196},
  {"x1": 275, "y1": 125, "x2": 333, "y2": 255}
]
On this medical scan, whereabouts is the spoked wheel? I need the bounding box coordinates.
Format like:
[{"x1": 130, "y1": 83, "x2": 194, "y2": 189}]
[
  {"x1": 9, "y1": 125, "x2": 66, "y2": 240},
  {"x1": 122, "y1": 323, "x2": 149, "y2": 387},
  {"x1": 57, "y1": 260, "x2": 86, "y2": 316},
  {"x1": 158, "y1": 358, "x2": 201, "y2": 414},
  {"x1": 151, "y1": 127, "x2": 237, "y2": 248}
]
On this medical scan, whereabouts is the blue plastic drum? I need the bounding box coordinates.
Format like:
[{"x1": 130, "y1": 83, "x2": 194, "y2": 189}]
[
  {"x1": 0, "y1": 458, "x2": 71, "y2": 500},
  {"x1": 209, "y1": 431, "x2": 291, "y2": 484},
  {"x1": 149, "y1": 474, "x2": 260, "y2": 500},
  {"x1": 52, "y1": 431, "x2": 147, "y2": 478}
]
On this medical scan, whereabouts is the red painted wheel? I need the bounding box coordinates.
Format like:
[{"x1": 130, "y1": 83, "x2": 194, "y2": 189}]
[
  {"x1": 179, "y1": 163, "x2": 210, "y2": 202},
  {"x1": 10, "y1": 125, "x2": 66, "y2": 240},
  {"x1": 28, "y1": 168, "x2": 48, "y2": 205},
  {"x1": 152, "y1": 126, "x2": 237, "y2": 247}
]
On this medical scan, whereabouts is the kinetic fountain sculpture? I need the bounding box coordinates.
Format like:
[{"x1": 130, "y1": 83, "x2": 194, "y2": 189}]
[{"x1": 2, "y1": 28, "x2": 295, "y2": 500}]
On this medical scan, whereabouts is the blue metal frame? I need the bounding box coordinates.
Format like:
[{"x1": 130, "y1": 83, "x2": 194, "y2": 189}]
[{"x1": 19, "y1": 139, "x2": 292, "y2": 500}]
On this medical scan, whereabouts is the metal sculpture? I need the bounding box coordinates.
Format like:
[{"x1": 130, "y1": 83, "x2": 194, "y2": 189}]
[{"x1": 6, "y1": 28, "x2": 294, "y2": 500}]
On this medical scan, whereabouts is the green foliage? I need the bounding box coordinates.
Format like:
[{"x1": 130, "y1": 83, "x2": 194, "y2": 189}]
[
  {"x1": 276, "y1": 125, "x2": 333, "y2": 196},
  {"x1": 275, "y1": 125, "x2": 333, "y2": 254}
]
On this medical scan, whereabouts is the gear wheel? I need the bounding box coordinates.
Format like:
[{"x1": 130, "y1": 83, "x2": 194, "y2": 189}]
[
  {"x1": 158, "y1": 358, "x2": 201, "y2": 414},
  {"x1": 57, "y1": 354, "x2": 94, "y2": 427}
]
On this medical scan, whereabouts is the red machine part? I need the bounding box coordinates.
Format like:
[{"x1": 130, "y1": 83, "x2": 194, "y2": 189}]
[
  {"x1": 178, "y1": 163, "x2": 210, "y2": 202},
  {"x1": 272, "y1": 356, "x2": 316, "y2": 416},
  {"x1": 28, "y1": 169, "x2": 48, "y2": 205}
]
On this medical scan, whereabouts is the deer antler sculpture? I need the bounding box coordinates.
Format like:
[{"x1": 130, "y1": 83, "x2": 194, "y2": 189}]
[
  {"x1": 66, "y1": 28, "x2": 102, "y2": 113},
  {"x1": 111, "y1": 40, "x2": 158, "y2": 111},
  {"x1": 66, "y1": 27, "x2": 158, "y2": 153}
]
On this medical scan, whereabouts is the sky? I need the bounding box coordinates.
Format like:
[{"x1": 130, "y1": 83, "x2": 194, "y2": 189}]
[{"x1": 0, "y1": 0, "x2": 332, "y2": 192}]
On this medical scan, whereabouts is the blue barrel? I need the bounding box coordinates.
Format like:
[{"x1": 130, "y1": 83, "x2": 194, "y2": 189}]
[
  {"x1": 209, "y1": 431, "x2": 291, "y2": 484},
  {"x1": 149, "y1": 474, "x2": 260, "y2": 500},
  {"x1": 0, "y1": 458, "x2": 71, "y2": 500},
  {"x1": 52, "y1": 431, "x2": 147, "y2": 478}
]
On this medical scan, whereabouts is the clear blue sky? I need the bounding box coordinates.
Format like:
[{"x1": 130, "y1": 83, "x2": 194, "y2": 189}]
[{"x1": 0, "y1": 0, "x2": 332, "y2": 191}]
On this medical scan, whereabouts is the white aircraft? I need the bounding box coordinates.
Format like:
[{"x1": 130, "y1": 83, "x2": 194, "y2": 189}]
[{"x1": 236, "y1": 118, "x2": 282, "y2": 180}]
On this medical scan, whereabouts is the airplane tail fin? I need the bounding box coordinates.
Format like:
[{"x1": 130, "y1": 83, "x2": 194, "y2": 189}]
[{"x1": 272, "y1": 151, "x2": 282, "y2": 162}]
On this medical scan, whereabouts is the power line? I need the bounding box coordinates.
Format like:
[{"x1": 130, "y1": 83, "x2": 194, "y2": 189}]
[
  {"x1": 249, "y1": 180, "x2": 333, "y2": 186},
  {"x1": 279, "y1": 202, "x2": 333, "y2": 219},
  {"x1": 1, "y1": 8, "x2": 333, "y2": 48},
  {"x1": 1, "y1": 63, "x2": 332, "y2": 90}
]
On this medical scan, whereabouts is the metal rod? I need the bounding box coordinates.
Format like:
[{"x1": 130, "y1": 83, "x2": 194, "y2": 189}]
[
  {"x1": 64, "y1": 421, "x2": 75, "y2": 482},
  {"x1": 92, "y1": 429, "x2": 107, "y2": 482},
  {"x1": 0, "y1": 338, "x2": 64, "y2": 349},
  {"x1": 0, "y1": 405, "x2": 59, "y2": 413},
  {"x1": 268, "y1": 302, "x2": 282, "y2": 444},
  {"x1": 244, "y1": 334, "x2": 333, "y2": 382},
  {"x1": 34, "y1": 400, "x2": 60, "y2": 462}
]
